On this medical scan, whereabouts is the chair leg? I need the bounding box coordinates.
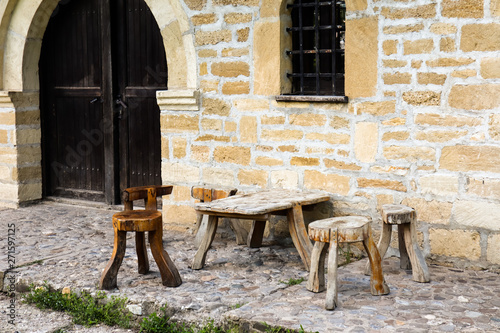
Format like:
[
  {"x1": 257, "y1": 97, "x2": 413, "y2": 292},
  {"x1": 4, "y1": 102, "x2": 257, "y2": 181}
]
[
  {"x1": 306, "y1": 241, "x2": 327, "y2": 293},
  {"x1": 402, "y1": 223, "x2": 430, "y2": 283},
  {"x1": 192, "y1": 215, "x2": 219, "y2": 270},
  {"x1": 99, "y1": 227, "x2": 127, "y2": 290},
  {"x1": 364, "y1": 223, "x2": 392, "y2": 275},
  {"x1": 325, "y1": 233, "x2": 338, "y2": 311},
  {"x1": 149, "y1": 225, "x2": 182, "y2": 287},
  {"x1": 362, "y1": 226, "x2": 390, "y2": 296},
  {"x1": 398, "y1": 225, "x2": 411, "y2": 270},
  {"x1": 136, "y1": 232, "x2": 149, "y2": 274}
]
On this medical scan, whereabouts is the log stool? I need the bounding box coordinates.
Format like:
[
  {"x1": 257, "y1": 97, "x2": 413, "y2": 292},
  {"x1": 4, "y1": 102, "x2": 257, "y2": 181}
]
[
  {"x1": 99, "y1": 185, "x2": 182, "y2": 290},
  {"x1": 364, "y1": 204, "x2": 430, "y2": 283},
  {"x1": 306, "y1": 216, "x2": 390, "y2": 310}
]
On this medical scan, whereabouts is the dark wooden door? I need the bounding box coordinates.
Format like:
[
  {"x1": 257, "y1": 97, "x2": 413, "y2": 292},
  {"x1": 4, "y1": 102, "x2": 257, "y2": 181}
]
[{"x1": 40, "y1": 0, "x2": 166, "y2": 203}]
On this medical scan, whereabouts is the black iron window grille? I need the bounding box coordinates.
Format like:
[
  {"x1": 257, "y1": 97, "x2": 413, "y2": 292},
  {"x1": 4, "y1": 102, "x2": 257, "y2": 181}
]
[{"x1": 285, "y1": 0, "x2": 346, "y2": 97}]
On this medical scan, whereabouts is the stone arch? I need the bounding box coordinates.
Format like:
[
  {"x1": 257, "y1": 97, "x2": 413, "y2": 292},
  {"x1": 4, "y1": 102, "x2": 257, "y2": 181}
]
[{"x1": 1, "y1": 0, "x2": 196, "y2": 91}]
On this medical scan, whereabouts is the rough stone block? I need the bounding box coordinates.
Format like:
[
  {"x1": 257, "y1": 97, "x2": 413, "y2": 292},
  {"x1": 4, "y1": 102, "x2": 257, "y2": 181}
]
[
  {"x1": 451, "y1": 69, "x2": 476, "y2": 78},
  {"x1": 382, "y1": 40, "x2": 397, "y2": 56},
  {"x1": 184, "y1": 0, "x2": 207, "y2": 10},
  {"x1": 453, "y1": 200, "x2": 500, "y2": 231},
  {"x1": 213, "y1": 147, "x2": 251, "y2": 165},
  {"x1": 201, "y1": 118, "x2": 223, "y2": 131},
  {"x1": 290, "y1": 157, "x2": 320, "y2": 166},
  {"x1": 490, "y1": 114, "x2": 500, "y2": 141},
  {"x1": 355, "y1": 122, "x2": 378, "y2": 163},
  {"x1": 304, "y1": 170, "x2": 350, "y2": 195},
  {"x1": 224, "y1": 13, "x2": 252, "y2": 24},
  {"x1": 345, "y1": 16, "x2": 378, "y2": 97},
  {"x1": 440, "y1": 145, "x2": 500, "y2": 172},
  {"x1": 346, "y1": 0, "x2": 367, "y2": 11},
  {"x1": 402, "y1": 91, "x2": 441, "y2": 106},
  {"x1": 324, "y1": 159, "x2": 362, "y2": 171},
  {"x1": 161, "y1": 114, "x2": 199, "y2": 133},
  {"x1": 440, "y1": 37, "x2": 456, "y2": 52},
  {"x1": 240, "y1": 116, "x2": 257, "y2": 143},
  {"x1": 419, "y1": 175, "x2": 459, "y2": 196},
  {"x1": 330, "y1": 116, "x2": 350, "y2": 129},
  {"x1": 383, "y1": 60, "x2": 407, "y2": 68},
  {"x1": 487, "y1": 234, "x2": 500, "y2": 265},
  {"x1": 415, "y1": 130, "x2": 467, "y2": 142},
  {"x1": 271, "y1": 170, "x2": 298, "y2": 189},
  {"x1": 429, "y1": 228, "x2": 480, "y2": 259},
  {"x1": 427, "y1": 57, "x2": 474, "y2": 67},
  {"x1": 449, "y1": 84, "x2": 500, "y2": 110},
  {"x1": 381, "y1": 4, "x2": 436, "y2": 19},
  {"x1": 467, "y1": 177, "x2": 500, "y2": 198},
  {"x1": 261, "y1": 115, "x2": 285, "y2": 125},
  {"x1": 357, "y1": 178, "x2": 407, "y2": 192},
  {"x1": 237, "y1": 28, "x2": 249, "y2": 42},
  {"x1": 162, "y1": 204, "x2": 197, "y2": 225},
  {"x1": 417, "y1": 72, "x2": 447, "y2": 85},
  {"x1": 480, "y1": 58, "x2": 500, "y2": 79},
  {"x1": 255, "y1": 156, "x2": 283, "y2": 166},
  {"x1": 254, "y1": 21, "x2": 280, "y2": 95},
  {"x1": 383, "y1": 72, "x2": 412, "y2": 85},
  {"x1": 162, "y1": 162, "x2": 200, "y2": 183},
  {"x1": 200, "y1": 80, "x2": 219, "y2": 92},
  {"x1": 383, "y1": 24, "x2": 424, "y2": 34},
  {"x1": 192, "y1": 14, "x2": 217, "y2": 25},
  {"x1": 18, "y1": 182, "x2": 42, "y2": 202},
  {"x1": 172, "y1": 137, "x2": 187, "y2": 159},
  {"x1": 199, "y1": 49, "x2": 217, "y2": 58},
  {"x1": 234, "y1": 99, "x2": 269, "y2": 111},
  {"x1": 238, "y1": 169, "x2": 268, "y2": 188},
  {"x1": 384, "y1": 146, "x2": 436, "y2": 162},
  {"x1": 212, "y1": 61, "x2": 249, "y2": 77},
  {"x1": 461, "y1": 24, "x2": 500, "y2": 51},
  {"x1": 191, "y1": 145, "x2": 210, "y2": 163},
  {"x1": 414, "y1": 113, "x2": 481, "y2": 127},
  {"x1": 202, "y1": 98, "x2": 231, "y2": 116},
  {"x1": 306, "y1": 133, "x2": 350, "y2": 145},
  {"x1": 442, "y1": 0, "x2": 483, "y2": 18},
  {"x1": 404, "y1": 39, "x2": 434, "y2": 54},
  {"x1": 289, "y1": 113, "x2": 326, "y2": 126},
  {"x1": 402, "y1": 198, "x2": 452, "y2": 225},
  {"x1": 430, "y1": 23, "x2": 458, "y2": 34},
  {"x1": 382, "y1": 131, "x2": 410, "y2": 141},
  {"x1": 222, "y1": 48, "x2": 249, "y2": 57},
  {"x1": 195, "y1": 134, "x2": 230, "y2": 142},
  {"x1": 202, "y1": 167, "x2": 234, "y2": 186},
  {"x1": 261, "y1": 129, "x2": 303, "y2": 141},
  {"x1": 195, "y1": 30, "x2": 232, "y2": 46},
  {"x1": 356, "y1": 101, "x2": 396, "y2": 116},
  {"x1": 222, "y1": 81, "x2": 249, "y2": 95},
  {"x1": 213, "y1": 0, "x2": 259, "y2": 5}
]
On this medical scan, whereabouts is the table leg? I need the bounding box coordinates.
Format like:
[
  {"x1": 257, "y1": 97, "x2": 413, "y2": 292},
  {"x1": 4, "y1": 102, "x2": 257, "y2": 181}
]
[
  {"x1": 247, "y1": 220, "x2": 266, "y2": 248},
  {"x1": 287, "y1": 204, "x2": 313, "y2": 271},
  {"x1": 99, "y1": 227, "x2": 127, "y2": 290},
  {"x1": 402, "y1": 223, "x2": 430, "y2": 283},
  {"x1": 362, "y1": 226, "x2": 390, "y2": 296},
  {"x1": 149, "y1": 225, "x2": 182, "y2": 287},
  {"x1": 228, "y1": 218, "x2": 249, "y2": 245},
  {"x1": 325, "y1": 231, "x2": 338, "y2": 310},
  {"x1": 136, "y1": 232, "x2": 149, "y2": 274},
  {"x1": 306, "y1": 241, "x2": 327, "y2": 293},
  {"x1": 192, "y1": 215, "x2": 219, "y2": 270},
  {"x1": 194, "y1": 214, "x2": 208, "y2": 248}
]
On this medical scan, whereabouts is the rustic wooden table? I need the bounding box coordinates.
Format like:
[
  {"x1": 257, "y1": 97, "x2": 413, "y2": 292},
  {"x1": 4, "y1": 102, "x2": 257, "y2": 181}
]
[{"x1": 191, "y1": 189, "x2": 331, "y2": 270}]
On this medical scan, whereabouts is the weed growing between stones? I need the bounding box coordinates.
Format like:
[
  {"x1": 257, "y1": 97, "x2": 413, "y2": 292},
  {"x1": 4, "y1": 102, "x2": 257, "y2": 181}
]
[
  {"x1": 22, "y1": 283, "x2": 131, "y2": 328},
  {"x1": 140, "y1": 306, "x2": 233, "y2": 333},
  {"x1": 279, "y1": 277, "x2": 305, "y2": 286},
  {"x1": 263, "y1": 323, "x2": 318, "y2": 333}
]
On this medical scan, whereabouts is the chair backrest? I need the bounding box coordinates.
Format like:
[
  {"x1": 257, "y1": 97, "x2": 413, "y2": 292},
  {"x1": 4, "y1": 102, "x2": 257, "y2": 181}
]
[{"x1": 122, "y1": 185, "x2": 173, "y2": 211}]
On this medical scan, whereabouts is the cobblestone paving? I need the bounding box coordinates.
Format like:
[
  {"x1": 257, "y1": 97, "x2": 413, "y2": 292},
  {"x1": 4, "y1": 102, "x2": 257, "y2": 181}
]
[{"x1": 0, "y1": 202, "x2": 499, "y2": 332}]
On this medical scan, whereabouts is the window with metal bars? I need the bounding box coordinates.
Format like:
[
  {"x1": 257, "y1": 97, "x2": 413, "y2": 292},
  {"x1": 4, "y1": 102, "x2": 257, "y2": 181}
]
[{"x1": 285, "y1": 0, "x2": 346, "y2": 97}]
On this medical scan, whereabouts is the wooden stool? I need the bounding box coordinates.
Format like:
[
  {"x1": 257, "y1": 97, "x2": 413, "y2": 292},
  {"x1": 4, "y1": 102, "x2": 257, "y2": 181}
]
[
  {"x1": 99, "y1": 185, "x2": 182, "y2": 290},
  {"x1": 306, "y1": 216, "x2": 390, "y2": 310},
  {"x1": 364, "y1": 204, "x2": 430, "y2": 283},
  {"x1": 191, "y1": 185, "x2": 249, "y2": 247}
]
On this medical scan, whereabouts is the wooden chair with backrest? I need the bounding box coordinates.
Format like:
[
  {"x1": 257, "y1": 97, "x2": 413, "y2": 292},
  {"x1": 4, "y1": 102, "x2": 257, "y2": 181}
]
[{"x1": 99, "y1": 185, "x2": 182, "y2": 290}]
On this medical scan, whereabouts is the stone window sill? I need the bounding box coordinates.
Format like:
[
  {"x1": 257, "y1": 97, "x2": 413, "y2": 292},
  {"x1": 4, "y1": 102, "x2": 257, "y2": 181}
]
[{"x1": 275, "y1": 95, "x2": 349, "y2": 103}]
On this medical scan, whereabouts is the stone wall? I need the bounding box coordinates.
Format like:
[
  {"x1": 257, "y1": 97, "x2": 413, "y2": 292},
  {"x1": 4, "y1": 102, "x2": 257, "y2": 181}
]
[{"x1": 0, "y1": 0, "x2": 499, "y2": 269}]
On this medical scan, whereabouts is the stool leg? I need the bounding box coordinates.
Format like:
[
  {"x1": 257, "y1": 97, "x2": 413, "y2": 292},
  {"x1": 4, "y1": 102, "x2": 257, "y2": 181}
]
[
  {"x1": 99, "y1": 227, "x2": 127, "y2": 290},
  {"x1": 306, "y1": 241, "x2": 327, "y2": 293},
  {"x1": 192, "y1": 215, "x2": 218, "y2": 270},
  {"x1": 363, "y1": 226, "x2": 390, "y2": 296},
  {"x1": 398, "y1": 225, "x2": 411, "y2": 270},
  {"x1": 364, "y1": 223, "x2": 392, "y2": 275},
  {"x1": 325, "y1": 231, "x2": 338, "y2": 310},
  {"x1": 402, "y1": 223, "x2": 430, "y2": 283},
  {"x1": 149, "y1": 224, "x2": 182, "y2": 287},
  {"x1": 136, "y1": 232, "x2": 149, "y2": 274}
]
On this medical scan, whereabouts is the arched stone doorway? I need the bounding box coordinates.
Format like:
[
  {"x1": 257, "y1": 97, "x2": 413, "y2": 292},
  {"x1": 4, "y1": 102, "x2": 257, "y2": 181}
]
[{"x1": 0, "y1": 0, "x2": 197, "y2": 207}]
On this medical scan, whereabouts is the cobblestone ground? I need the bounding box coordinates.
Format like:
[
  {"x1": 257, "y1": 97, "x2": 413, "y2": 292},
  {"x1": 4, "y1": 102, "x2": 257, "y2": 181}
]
[{"x1": 0, "y1": 201, "x2": 499, "y2": 333}]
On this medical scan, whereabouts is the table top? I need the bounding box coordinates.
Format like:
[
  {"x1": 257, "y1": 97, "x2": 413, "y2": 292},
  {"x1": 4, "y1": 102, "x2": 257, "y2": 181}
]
[{"x1": 195, "y1": 189, "x2": 331, "y2": 215}]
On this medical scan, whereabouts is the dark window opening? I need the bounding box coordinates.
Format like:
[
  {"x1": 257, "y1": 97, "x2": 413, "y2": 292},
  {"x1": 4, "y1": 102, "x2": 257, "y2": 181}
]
[{"x1": 285, "y1": 0, "x2": 346, "y2": 96}]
